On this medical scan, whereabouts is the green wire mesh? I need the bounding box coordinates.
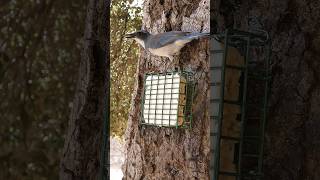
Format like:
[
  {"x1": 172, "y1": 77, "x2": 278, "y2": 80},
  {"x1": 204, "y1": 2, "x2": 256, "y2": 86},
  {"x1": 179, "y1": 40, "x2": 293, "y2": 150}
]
[
  {"x1": 210, "y1": 29, "x2": 271, "y2": 180},
  {"x1": 140, "y1": 71, "x2": 194, "y2": 128}
]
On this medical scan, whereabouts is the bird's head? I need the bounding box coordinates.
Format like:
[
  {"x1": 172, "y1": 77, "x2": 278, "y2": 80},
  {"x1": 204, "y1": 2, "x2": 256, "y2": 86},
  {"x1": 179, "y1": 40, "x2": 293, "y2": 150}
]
[
  {"x1": 125, "y1": 30, "x2": 150, "y2": 48},
  {"x1": 125, "y1": 30, "x2": 150, "y2": 40}
]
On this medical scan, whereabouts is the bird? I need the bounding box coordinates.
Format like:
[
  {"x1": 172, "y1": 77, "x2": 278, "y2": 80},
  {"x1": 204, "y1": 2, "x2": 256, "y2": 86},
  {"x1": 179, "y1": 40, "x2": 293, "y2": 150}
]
[{"x1": 125, "y1": 30, "x2": 210, "y2": 61}]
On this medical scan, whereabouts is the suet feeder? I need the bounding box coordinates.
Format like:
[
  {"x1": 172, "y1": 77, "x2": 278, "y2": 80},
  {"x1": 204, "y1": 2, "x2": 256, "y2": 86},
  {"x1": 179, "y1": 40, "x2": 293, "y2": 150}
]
[
  {"x1": 209, "y1": 29, "x2": 271, "y2": 180},
  {"x1": 140, "y1": 71, "x2": 195, "y2": 128}
]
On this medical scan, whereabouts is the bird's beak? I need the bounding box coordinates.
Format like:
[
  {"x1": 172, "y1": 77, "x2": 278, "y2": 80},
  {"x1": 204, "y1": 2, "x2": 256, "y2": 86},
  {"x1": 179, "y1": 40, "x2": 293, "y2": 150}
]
[{"x1": 124, "y1": 33, "x2": 136, "y2": 39}]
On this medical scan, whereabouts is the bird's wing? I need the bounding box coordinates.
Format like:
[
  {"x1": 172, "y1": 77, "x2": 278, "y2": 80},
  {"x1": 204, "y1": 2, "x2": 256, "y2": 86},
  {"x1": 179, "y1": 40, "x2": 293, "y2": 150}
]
[
  {"x1": 146, "y1": 31, "x2": 190, "y2": 49},
  {"x1": 147, "y1": 31, "x2": 209, "y2": 49}
]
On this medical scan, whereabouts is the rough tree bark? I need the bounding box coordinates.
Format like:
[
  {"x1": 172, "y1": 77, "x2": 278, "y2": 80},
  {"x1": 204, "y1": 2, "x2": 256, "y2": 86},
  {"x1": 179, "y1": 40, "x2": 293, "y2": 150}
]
[
  {"x1": 122, "y1": 0, "x2": 210, "y2": 179},
  {"x1": 212, "y1": 0, "x2": 320, "y2": 179},
  {"x1": 59, "y1": 0, "x2": 110, "y2": 179}
]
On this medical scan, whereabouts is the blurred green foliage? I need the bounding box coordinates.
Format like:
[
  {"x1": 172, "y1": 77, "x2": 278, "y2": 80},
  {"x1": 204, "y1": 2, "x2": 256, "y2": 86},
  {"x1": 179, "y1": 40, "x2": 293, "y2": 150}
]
[
  {"x1": 110, "y1": 0, "x2": 142, "y2": 137},
  {"x1": 0, "y1": 0, "x2": 140, "y2": 179}
]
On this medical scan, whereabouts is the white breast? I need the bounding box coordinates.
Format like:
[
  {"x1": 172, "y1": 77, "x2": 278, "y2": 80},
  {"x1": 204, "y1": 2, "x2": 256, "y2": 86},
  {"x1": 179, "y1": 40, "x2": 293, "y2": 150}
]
[{"x1": 148, "y1": 39, "x2": 192, "y2": 58}]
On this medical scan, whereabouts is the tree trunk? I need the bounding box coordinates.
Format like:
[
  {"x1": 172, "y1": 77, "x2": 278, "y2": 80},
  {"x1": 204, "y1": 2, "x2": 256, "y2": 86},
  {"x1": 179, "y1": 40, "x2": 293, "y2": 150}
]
[
  {"x1": 59, "y1": 0, "x2": 110, "y2": 179},
  {"x1": 122, "y1": 0, "x2": 210, "y2": 179},
  {"x1": 212, "y1": 0, "x2": 320, "y2": 179}
]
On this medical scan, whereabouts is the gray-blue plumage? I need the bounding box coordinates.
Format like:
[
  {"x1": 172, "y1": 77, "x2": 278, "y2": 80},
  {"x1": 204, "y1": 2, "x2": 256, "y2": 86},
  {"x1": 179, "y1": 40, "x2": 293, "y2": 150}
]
[{"x1": 125, "y1": 30, "x2": 209, "y2": 61}]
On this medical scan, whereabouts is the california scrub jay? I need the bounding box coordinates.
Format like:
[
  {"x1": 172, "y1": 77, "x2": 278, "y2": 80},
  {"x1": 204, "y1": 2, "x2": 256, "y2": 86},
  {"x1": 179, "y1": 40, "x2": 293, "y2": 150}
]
[{"x1": 125, "y1": 30, "x2": 209, "y2": 61}]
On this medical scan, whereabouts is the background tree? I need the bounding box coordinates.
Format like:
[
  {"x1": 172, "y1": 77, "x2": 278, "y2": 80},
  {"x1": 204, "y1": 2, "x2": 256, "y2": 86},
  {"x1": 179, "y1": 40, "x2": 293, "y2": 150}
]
[
  {"x1": 59, "y1": 0, "x2": 109, "y2": 179},
  {"x1": 212, "y1": 0, "x2": 320, "y2": 179},
  {"x1": 122, "y1": 0, "x2": 210, "y2": 179},
  {"x1": 1, "y1": 0, "x2": 140, "y2": 179},
  {"x1": 0, "y1": 1, "x2": 87, "y2": 179}
]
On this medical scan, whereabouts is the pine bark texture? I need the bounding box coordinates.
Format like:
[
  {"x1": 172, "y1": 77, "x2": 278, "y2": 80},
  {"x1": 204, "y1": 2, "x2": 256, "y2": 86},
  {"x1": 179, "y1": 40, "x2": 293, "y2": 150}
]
[
  {"x1": 59, "y1": 0, "x2": 110, "y2": 179},
  {"x1": 212, "y1": 0, "x2": 320, "y2": 179},
  {"x1": 122, "y1": 0, "x2": 210, "y2": 179}
]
